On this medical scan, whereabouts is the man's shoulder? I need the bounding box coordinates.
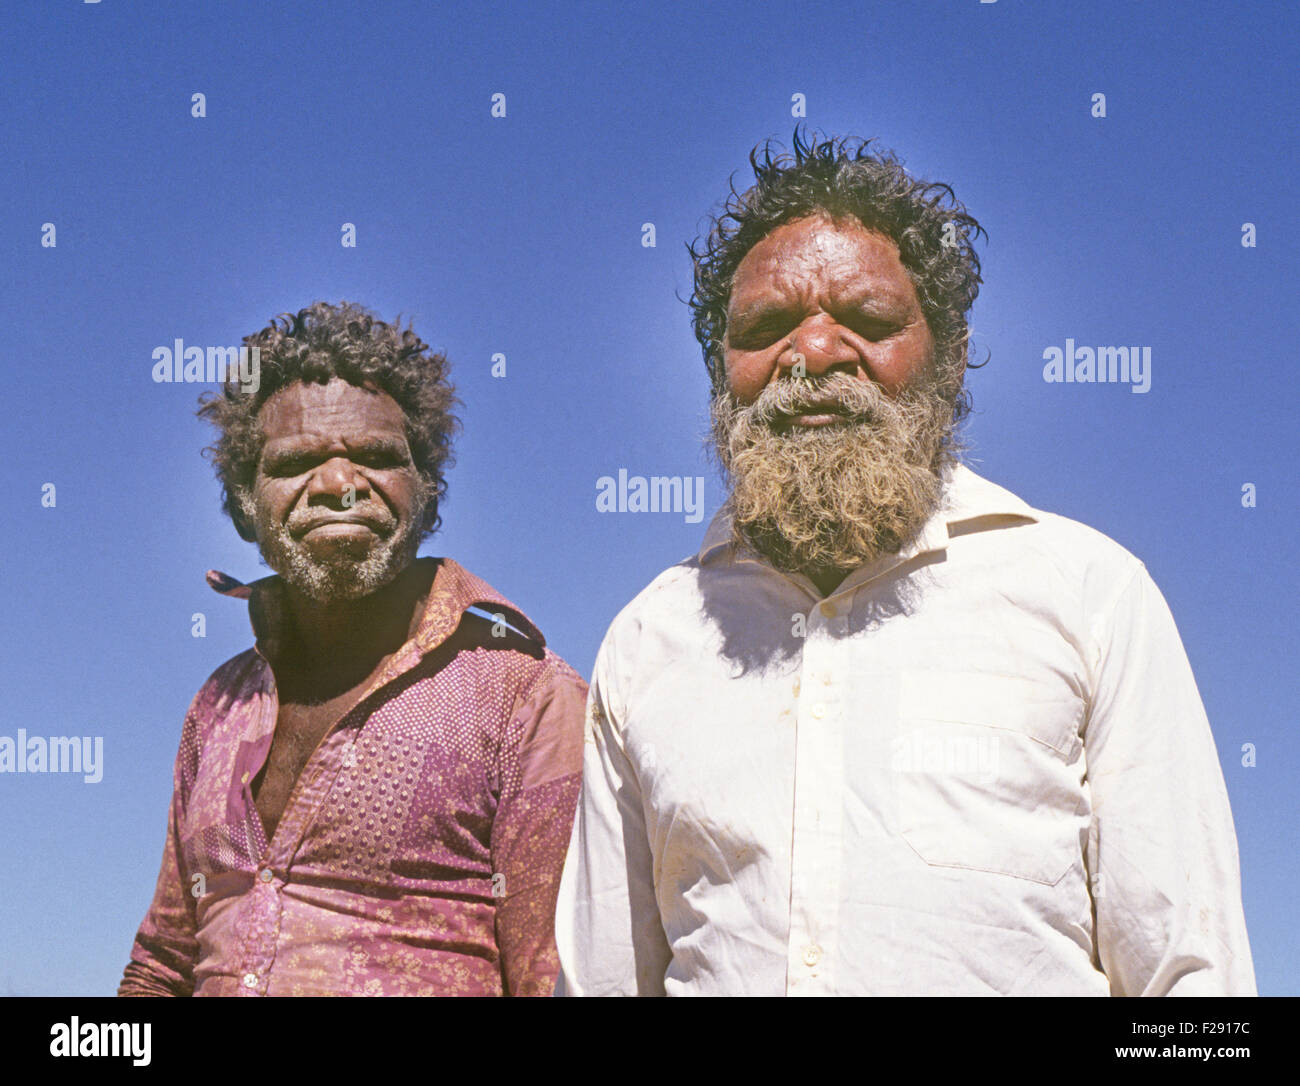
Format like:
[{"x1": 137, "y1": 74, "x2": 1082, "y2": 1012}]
[
  {"x1": 192, "y1": 648, "x2": 268, "y2": 706},
  {"x1": 433, "y1": 557, "x2": 586, "y2": 693},
  {"x1": 452, "y1": 610, "x2": 588, "y2": 696},
  {"x1": 955, "y1": 465, "x2": 1146, "y2": 590},
  {"x1": 599, "y1": 557, "x2": 703, "y2": 646},
  {"x1": 166, "y1": 648, "x2": 269, "y2": 758},
  {"x1": 1018, "y1": 506, "x2": 1143, "y2": 574},
  {"x1": 435, "y1": 580, "x2": 587, "y2": 765}
]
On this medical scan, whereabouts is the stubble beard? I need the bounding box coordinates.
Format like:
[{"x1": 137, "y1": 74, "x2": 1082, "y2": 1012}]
[
  {"x1": 709, "y1": 367, "x2": 964, "y2": 579},
  {"x1": 243, "y1": 484, "x2": 432, "y2": 603}
]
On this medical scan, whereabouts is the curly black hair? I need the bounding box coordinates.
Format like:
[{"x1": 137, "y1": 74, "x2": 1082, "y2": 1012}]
[
  {"x1": 197, "y1": 300, "x2": 460, "y2": 540},
  {"x1": 688, "y1": 129, "x2": 987, "y2": 420}
]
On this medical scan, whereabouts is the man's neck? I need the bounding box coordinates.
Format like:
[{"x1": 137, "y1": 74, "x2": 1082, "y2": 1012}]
[
  {"x1": 807, "y1": 565, "x2": 851, "y2": 598},
  {"x1": 278, "y1": 560, "x2": 434, "y2": 681}
]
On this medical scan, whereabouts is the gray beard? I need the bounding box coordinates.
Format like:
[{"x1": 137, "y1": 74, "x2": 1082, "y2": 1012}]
[
  {"x1": 244, "y1": 491, "x2": 429, "y2": 603},
  {"x1": 709, "y1": 370, "x2": 963, "y2": 578}
]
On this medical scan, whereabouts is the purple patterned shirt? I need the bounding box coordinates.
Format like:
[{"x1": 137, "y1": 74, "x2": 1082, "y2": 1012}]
[{"x1": 118, "y1": 557, "x2": 585, "y2": 997}]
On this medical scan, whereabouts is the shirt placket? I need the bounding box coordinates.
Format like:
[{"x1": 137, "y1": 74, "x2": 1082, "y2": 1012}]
[
  {"x1": 231, "y1": 638, "x2": 433, "y2": 995},
  {"x1": 230, "y1": 675, "x2": 283, "y2": 997},
  {"x1": 787, "y1": 596, "x2": 850, "y2": 995}
]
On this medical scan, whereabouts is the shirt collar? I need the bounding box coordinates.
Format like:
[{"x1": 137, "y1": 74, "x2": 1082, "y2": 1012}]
[
  {"x1": 698, "y1": 461, "x2": 1039, "y2": 570},
  {"x1": 204, "y1": 555, "x2": 545, "y2": 664}
]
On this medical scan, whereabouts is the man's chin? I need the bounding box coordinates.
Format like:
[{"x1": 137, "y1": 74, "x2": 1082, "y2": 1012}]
[
  {"x1": 262, "y1": 540, "x2": 416, "y2": 603},
  {"x1": 734, "y1": 517, "x2": 900, "y2": 579},
  {"x1": 721, "y1": 438, "x2": 955, "y2": 577},
  {"x1": 711, "y1": 382, "x2": 961, "y2": 579}
]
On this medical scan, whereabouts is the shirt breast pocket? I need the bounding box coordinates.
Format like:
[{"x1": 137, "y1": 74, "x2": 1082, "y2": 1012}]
[{"x1": 893, "y1": 670, "x2": 1087, "y2": 886}]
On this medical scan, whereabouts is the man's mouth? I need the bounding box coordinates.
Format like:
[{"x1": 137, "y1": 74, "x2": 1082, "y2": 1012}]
[
  {"x1": 776, "y1": 400, "x2": 853, "y2": 428},
  {"x1": 294, "y1": 515, "x2": 385, "y2": 538}
]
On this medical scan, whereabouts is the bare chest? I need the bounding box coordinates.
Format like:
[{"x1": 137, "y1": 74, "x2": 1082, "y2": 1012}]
[{"x1": 252, "y1": 680, "x2": 372, "y2": 842}]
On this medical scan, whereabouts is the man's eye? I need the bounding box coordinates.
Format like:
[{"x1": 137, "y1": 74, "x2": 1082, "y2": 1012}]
[
  {"x1": 730, "y1": 319, "x2": 789, "y2": 348},
  {"x1": 846, "y1": 315, "x2": 903, "y2": 340},
  {"x1": 267, "y1": 457, "x2": 314, "y2": 476},
  {"x1": 262, "y1": 450, "x2": 408, "y2": 476},
  {"x1": 357, "y1": 452, "x2": 407, "y2": 469}
]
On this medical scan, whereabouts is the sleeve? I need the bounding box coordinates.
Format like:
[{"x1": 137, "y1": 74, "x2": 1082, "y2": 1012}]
[
  {"x1": 1083, "y1": 560, "x2": 1256, "y2": 996},
  {"x1": 490, "y1": 656, "x2": 586, "y2": 996},
  {"x1": 553, "y1": 637, "x2": 672, "y2": 996},
  {"x1": 117, "y1": 713, "x2": 201, "y2": 997}
]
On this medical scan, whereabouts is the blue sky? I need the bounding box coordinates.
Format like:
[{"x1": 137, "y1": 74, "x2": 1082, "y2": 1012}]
[{"x1": 0, "y1": 0, "x2": 1294, "y2": 995}]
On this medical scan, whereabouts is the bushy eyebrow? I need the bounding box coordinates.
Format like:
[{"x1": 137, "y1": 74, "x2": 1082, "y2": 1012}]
[
  {"x1": 728, "y1": 290, "x2": 911, "y2": 329},
  {"x1": 727, "y1": 298, "x2": 798, "y2": 325},
  {"x1": 828, "y1": 283, "x2": 916, "y2": 314},
  {"x1": 260, "y1": 435, "x2": 411, "y2": 464}
]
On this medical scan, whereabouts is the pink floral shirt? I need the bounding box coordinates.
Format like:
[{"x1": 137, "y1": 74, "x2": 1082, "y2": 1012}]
[{"x1": 118, "y1": 557, "x2": 585, "y2": 997}]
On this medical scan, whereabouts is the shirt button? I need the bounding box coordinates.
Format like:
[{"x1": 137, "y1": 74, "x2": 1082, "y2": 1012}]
[
  {"x1": 242, "y1": 973, "x2": 258, "y2": 988},
  {"x1": 258, "y1": 868, "x2": 273, "y2": 883},
  {"x1": 811, "y1": 703, "x2": 826, "y2": 720},
  {"x1": 820, "y1": 602, "x2": 836, "y2": 618},
  {"x1": 803, "y1": 945, "x2": 822, "y2": 967},
  {"x1": 240, "y1": 771, "x2": 250, "y2": 784}
]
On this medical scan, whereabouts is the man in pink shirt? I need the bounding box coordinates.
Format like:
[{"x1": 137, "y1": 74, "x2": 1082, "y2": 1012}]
[{"x1": 119, "y1": 301, "x2": 585, "y2": 996}]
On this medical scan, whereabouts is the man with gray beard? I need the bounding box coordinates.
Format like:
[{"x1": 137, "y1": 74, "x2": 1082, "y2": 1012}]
[
  {"x1": 120, "y1": 301, "x2": 585, "y2": 996},
  {"x1": 554, "y1": 133, "x2": 1254, "y2": 996}
]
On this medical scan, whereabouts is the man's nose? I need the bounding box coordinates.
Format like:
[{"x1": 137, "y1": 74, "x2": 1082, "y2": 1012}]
[
  {"x1": 307, "y1": 457, "x2": 368, "y2": 503},
  {"x1": 784, "y1": 318, "x2": 857, "y2": 378}
]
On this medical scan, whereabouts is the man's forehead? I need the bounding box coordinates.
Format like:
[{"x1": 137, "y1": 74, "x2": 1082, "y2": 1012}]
[
  {"x1": 258, "y1": 379, "x2": 408, "y2": 442},
  {"x1": 729, "y1": 217, "x2": 913, "y2": 306}
]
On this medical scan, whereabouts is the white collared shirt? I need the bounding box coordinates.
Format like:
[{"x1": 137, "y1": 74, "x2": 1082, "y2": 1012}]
[{"x1": 555, "y1": 463, "x2": 1255, "y2": 996}]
